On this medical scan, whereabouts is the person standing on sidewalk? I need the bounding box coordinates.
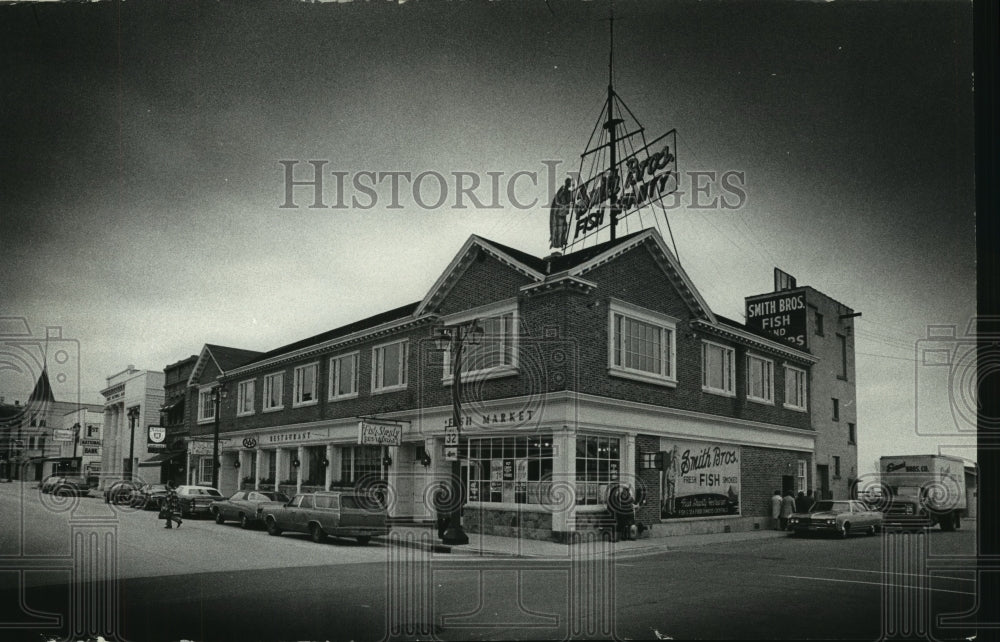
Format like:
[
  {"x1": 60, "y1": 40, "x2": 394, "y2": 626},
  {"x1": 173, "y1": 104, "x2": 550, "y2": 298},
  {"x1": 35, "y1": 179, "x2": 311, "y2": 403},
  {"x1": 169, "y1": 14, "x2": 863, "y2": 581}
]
[
  {"x1": 771, "y1": 490, "x2": 783, "y2": 530},
  {"x1": 780, "y1": 490, "x2": 796, "y2": 530},
  {"x1": 432, "y1": 482, "x2": 450, "y2": 540},
  {"x1": 161, "y1": 481, "x2": 182, "y2": 529}
]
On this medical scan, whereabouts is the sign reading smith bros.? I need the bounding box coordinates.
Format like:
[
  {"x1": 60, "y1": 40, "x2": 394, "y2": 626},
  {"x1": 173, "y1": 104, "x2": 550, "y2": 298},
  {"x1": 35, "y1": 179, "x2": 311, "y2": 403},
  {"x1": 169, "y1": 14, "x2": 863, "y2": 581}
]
[{"x1": 745, "y1": 290, "x2": 808, "y2": 349}]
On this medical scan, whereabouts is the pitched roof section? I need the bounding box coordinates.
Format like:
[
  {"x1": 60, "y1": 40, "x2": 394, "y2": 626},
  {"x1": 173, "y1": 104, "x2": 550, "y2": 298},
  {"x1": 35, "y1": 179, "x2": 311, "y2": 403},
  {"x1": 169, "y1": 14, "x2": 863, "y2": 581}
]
[
  {"x1": 186, "y1": 344, "x2": 263, "y2": 388},
  {"x1": 28, "y1": 369, "x2": 55, "y2": 404},
  {"x1": 239, "y1": 301, "x2": 420, "y2": 369}
]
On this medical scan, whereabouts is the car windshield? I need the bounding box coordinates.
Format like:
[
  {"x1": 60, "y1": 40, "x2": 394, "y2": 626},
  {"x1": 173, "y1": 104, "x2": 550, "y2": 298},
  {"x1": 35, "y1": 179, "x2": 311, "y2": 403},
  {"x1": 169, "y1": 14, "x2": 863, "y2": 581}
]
[
  {"x1": 264, "y1": 492, "x2": 289, "y2": 502},
  {"x1": 149, "y1": 485, "x2": 167, "y2": 492},
  {"x1": 812, "y1": 501, "x2": 850, "y2": 513},
  {"x1": 341, "y1": 495, "x2": 382, "y2": 511},
  {"x1": 185, "y1": 488, "x2": 221, "y2": 496},
  {"x1": 64, "y1": 477, "x2": 86, "y2": 484}
]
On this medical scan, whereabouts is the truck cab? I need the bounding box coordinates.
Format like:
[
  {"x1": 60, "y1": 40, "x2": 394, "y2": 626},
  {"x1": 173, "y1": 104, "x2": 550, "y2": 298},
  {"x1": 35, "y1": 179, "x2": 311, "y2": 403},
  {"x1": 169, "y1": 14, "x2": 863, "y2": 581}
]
[{"x1": 880, "y1": 455, "x2": 966, "y2": 531}]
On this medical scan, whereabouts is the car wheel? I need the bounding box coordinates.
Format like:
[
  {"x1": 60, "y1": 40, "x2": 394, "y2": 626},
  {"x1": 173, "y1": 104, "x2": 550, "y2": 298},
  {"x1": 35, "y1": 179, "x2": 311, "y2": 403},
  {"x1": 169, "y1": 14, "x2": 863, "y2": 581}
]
[
  {"x1": 214, "y1": 508, "x2": 225, "y2": 524},
  {"x1": 310, "y1": 524, "x2": 327, "y2": 543},
  {"x1": 266, "y1": 517, "x2": 282, "y2": 536},
  {"x1": 239, "y1": 514, "x2": 250, "y2": 530},
  {"x1": 356, "y1": 536, "x2": 371, "y2": 546},
  {"x1": 840, "y1": 523, "x2": 850, "y2": 539}
]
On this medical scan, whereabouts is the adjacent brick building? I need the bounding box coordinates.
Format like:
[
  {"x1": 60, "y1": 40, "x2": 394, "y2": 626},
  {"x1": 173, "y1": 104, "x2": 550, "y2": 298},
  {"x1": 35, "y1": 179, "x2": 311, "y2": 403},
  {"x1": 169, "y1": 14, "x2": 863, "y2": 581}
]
[{"x1": 191, "y1": 229, "x2": 856, "y2": 541}]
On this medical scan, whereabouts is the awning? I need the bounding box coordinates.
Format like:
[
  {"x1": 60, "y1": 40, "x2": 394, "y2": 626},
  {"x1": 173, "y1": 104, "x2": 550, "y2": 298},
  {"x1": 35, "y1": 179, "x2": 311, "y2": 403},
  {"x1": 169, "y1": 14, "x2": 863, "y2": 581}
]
[
  {"x1": 160, "y1": 398, "x2": 185, "y2": 413},
  {"x1": 138, "y1": 451, "x2": 184, "y2": 467}
]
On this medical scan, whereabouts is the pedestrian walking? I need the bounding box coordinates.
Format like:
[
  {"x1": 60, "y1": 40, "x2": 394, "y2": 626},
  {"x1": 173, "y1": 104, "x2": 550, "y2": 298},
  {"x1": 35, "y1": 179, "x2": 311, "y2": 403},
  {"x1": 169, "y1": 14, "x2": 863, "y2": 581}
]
[
  {"x1": 161, "y1": 481, "x2": 182, "y2": 529},
  {"x1": 771, "y1": 490, "x2": 782, "y2": 530},
  {"x1": 432, "y1": 482, "x2": 450, "y2": 540},
  {"x1": 780, "y1": 490, "x2": 796, "y2": 530},
  {"x1": 608, "y1": 485, "x2": 636, "y2": 541}
]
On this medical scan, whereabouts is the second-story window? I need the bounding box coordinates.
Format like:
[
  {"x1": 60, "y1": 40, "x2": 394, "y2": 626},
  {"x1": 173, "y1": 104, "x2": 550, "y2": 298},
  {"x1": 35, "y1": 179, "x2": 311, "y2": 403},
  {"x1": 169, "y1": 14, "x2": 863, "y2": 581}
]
[
  {"x1": 198, "y1": 387, "x2": 215, "y2": 423},
  {"x1": 444, "y1": 305, "x2": 518, "y2": 380},
  {"x1": 236, "y1": 380, "x2": 255, "y2": 417},
  {"x1": 608, "y1": 300, "x2": 677, "y2": 386},
  {"x1": 372, "y1": 339, "x2": 408, "y2": 393},
  {"x1": 783, "y1": 365, "x2": 808, "y2": 411},
  {"x1": 746, "y1": 354, "x2": 774, "y2": 404},
  {"x1": 263, "y1": 372, "x2": 284, "y2": 411},
  {"x1": 293, "y1": 363, "x2": 318, "y2": 406},
  {"x1": 701, "y1": 341, "x2": 735, "y2": 396},
  {"x1": 330, "y1": 352, "x2": 359, "y2": 400}
]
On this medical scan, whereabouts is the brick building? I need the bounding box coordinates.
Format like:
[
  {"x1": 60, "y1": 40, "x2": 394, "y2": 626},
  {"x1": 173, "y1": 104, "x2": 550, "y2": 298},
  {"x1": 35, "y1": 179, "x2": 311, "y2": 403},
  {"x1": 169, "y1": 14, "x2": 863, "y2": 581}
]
[{"x1": 194, "y1": 229, "x2": 856, "y2": 541}]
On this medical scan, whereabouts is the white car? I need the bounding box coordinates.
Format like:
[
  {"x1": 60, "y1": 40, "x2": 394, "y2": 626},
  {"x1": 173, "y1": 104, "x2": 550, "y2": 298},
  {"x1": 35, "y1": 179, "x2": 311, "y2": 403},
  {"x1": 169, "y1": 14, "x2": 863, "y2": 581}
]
[{"x1": 175, "y1": 485, "x2": 225, "y2": 518}]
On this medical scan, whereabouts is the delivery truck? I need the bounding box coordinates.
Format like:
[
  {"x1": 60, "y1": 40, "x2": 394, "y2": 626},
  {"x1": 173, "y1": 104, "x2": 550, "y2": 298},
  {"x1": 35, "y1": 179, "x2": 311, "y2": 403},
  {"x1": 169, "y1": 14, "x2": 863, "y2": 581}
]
[{"x1": 879, "y1": 454, "x2": 966, "y2": 530}]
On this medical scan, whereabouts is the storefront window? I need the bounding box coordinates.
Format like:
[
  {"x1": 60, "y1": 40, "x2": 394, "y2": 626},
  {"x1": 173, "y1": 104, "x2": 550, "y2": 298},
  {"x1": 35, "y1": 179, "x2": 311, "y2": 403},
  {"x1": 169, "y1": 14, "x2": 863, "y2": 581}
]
[
  {"x1": 340, "y1": 445, "x2": 386, "y2": 484},
  {"x1": 575, "y1": 435, "x2": 621, "y2": 505},
  {"x1": 466, "y1": 434, "x2": 553, "y2": 504}
]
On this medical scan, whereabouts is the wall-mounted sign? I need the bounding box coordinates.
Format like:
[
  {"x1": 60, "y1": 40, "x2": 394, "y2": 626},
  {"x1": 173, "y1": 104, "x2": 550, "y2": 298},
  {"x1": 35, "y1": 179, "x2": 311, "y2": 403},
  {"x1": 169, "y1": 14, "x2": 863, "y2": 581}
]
[
  {"x1": 80, "y1": 438, "x2": 101, "y2": 447},
  {"x1": 83, "y1": 446, "x2": 101, "y2": 456},
  {"x1": 745, "y1": 290, "x2": 808, "y2": 349},
  {"x1": 148, "y1": 425, "x2": 166, "y2": 444},
  {"x1": 263, "y1": 429, "x2": 328, "y2": 445},
  {"x1": 242, "y1": 437, "x2": 258, "y2": 449},
  {"x1": 659, "y1": 438, "x2": 741, "y2": 520},
  {"x1": 358, "y1": 420, "x2": 402, "y2": 447},
  {"x1": 52, "y1": 429, "x2": 75, "y2": 442},
  {"x1": 188, "y1": 439, "x2": 235, "y2": 456}
]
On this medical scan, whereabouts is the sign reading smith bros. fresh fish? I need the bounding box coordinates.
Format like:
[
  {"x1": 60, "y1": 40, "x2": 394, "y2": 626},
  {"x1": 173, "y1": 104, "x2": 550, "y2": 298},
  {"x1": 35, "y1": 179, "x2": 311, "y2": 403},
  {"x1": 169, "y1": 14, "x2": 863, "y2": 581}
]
[{"x1": 659, "y1": 438, "x2": 741, "y2": 519}]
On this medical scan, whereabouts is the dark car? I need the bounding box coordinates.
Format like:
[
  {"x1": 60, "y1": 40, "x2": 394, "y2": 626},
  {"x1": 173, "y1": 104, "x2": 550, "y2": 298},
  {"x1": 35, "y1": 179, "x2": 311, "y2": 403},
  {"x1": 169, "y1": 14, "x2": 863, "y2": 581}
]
[
  {"x1": 40, "y1": 475, "x2": 63, "y2": 494},
  {"x1": 51, "y1": 476, "x2": 90, "y2": 497},
  {"x1": 131, "y1": 483, "x2": 170, "y2": 510},
  {"x1": 787, "y1": 500, "x2": 883, "y2": 538},
  {"x1": 261, "y1": 491, "x2": 389, "y2": 545},
  {"x1": 176, "y1": 485, "x2": 225, "y2": 517},
  {"x1": 211, "y1": 490, "x2": 290, "y2": 529},
  {"x1": 104, "y1": 480, "x2": 141, "y2": 505}
]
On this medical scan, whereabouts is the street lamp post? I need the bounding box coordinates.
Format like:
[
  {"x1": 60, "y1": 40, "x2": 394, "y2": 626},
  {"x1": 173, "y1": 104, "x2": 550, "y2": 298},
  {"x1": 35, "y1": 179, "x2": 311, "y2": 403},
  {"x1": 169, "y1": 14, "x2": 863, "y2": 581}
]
[
  {"x1": 210, "y1": 385, "x2": 226, "y2": 490},
  {"x1": 126, "y1": 406, "x2": 140, "y2": 481},
  {"x1": 435, "y1": 319, "x2": 484, "y2": 546}
]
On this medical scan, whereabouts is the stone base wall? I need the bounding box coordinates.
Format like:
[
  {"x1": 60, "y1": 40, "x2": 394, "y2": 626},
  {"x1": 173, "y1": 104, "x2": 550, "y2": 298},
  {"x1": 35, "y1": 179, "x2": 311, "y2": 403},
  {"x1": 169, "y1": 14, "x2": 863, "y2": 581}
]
[
  {"x1": 642, "y1": 515, "x2": 768, "y2": 538},
  {"x1": 463, "y1": 506, "x2": 554, "y2": 541}
]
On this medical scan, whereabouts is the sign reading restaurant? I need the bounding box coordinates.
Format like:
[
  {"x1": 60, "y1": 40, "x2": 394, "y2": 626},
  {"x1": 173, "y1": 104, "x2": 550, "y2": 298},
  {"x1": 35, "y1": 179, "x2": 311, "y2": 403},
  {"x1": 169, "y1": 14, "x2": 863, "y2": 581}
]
[
  {"x1": 659, "y1": 438, "x2": 741, "y2": 519},
  {"x1": 745, "y1": 290, "x2": 808, "y2": 349},
  {"x1": 358, "y1": 420, "x2": 403, "y2": 447}
]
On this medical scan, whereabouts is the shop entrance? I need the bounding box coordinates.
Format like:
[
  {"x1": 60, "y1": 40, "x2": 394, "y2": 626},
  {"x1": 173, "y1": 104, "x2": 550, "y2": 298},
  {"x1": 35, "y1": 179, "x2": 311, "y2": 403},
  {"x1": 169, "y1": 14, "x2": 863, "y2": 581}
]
[
  {"x1": 817, "y1": 465, "x2": 831, "y2": 499},
  {"x1": 781, "y1": 475, "x2": 795, "y2": 496}
]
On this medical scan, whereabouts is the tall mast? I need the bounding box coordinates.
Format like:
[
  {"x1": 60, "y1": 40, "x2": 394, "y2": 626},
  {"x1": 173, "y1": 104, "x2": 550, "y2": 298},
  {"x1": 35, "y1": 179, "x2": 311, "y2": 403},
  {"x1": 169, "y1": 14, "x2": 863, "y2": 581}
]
[{"x1": 605, "y1": 2, "x2": 622, "y2": 241}]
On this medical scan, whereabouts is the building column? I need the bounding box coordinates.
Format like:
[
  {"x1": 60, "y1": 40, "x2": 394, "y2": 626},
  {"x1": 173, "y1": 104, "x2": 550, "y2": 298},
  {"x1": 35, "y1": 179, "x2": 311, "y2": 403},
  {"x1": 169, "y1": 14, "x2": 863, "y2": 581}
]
[
  {"x1": 325, "y1": 444, "x2": 336, "y2": 490},
  {"x1": 296, "y1": 446, "x2": 305, "y2": 493},
  {"x1": 255, "y1": 449, "x2": 264, "y2": 489},
  {"x1": 553, "y1": 430, "x2": 575, "y2": 533},
  {"x1": 275, "y1": 448, "x2": 285, "y2": 487},
  {"x1": 623, "y1": 433, "x2": 636, "y2": 492}
]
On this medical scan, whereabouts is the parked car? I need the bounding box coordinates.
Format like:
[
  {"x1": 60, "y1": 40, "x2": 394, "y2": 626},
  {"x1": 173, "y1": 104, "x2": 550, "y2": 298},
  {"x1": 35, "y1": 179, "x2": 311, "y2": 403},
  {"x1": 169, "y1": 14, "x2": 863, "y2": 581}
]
[
  {"x1": 260, "y1": 491, "x2": 389, "y2": 545},
  {"x1": 131, "y1": 483, "x2": 170, "y2": 510},
  {"x1": 787, "y1": 499, "x2": 883, "y2": 538},
  {"x1": 211, "y1": 490, "x2": 290, "y2": 529},
  {"x1": 176, "y1": 485, "x2": 225, "y2": 517},
  {"x1": 104, "y1": 479, "x2": 141, "y2": 505},
  {"x1": 40, "y1": 475, "x2": 63, "y2": 494},
  {"x1": 51, "y1": 476, "x2": 91, "y2": 497}
]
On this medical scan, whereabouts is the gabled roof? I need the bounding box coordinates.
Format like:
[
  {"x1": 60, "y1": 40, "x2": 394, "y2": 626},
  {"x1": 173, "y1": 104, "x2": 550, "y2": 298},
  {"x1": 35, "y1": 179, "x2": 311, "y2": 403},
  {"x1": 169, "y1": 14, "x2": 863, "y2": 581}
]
[
  {"x1": 27, "y1": 369, "x2": 55, "y2": 405},
  {"x1": 186, "y1": 345, "x2": 263, "y2": 388}
]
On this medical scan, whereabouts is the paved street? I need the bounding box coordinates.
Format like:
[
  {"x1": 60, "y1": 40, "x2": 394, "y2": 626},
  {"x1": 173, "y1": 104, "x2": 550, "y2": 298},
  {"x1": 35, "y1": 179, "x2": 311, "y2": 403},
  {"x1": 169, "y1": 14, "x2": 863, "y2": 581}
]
[{"x1": 0, "y1": 482, "x2": 980, "y2": 640}]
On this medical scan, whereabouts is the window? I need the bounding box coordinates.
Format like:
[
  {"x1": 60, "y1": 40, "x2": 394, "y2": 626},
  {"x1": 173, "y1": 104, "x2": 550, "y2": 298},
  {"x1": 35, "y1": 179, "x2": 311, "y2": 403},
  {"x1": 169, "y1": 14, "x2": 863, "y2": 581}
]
[
  {"x1": 341, "y1": 445, "x2": 386, "y2": 483},
  {"x1": 838, "y1": 334, "x2": 848, "y2": 380},
  {"x1": 608, "y1": 300, "x2": 677, "y2": 385},
  {"x1": 444, "y1": 307, "x2": 518, "y2": 380},
  {"x1": 640, "y1": 452, "x2": 660, "y2": 470},
  {"x1": 833, "y1": 456, "x2": 841, "y2": 478},
  {"x1": 848, "y1": 422, "x2": 856, "y2": 445},
  {"x1": 37, "y1": 436, "x2": 46, "y2": 451},
  {"x1": 466, "y1": 434, "x2": 554, "y2": 505},
  {"x1": 815, "y1": 312, "x2": 824, "y2": 336},
  {"x1": 372, "y1": 340, "x2": 408, "y2": 393},
  {"x1": 263, "y1": 372, "x2": 284, "y2": 411},
  {"x1": 198, "y1": 456, "x2": 213, "y2": 485},
  {"x1": 797, "y1": 460, "x2": 807, "y2": 493},
  {"x1": 783, "y1": 365, "x2": 807, "y2": 411},
  {"x1": 832, "y1": 398, "x2": 840, "y2": 421},
  {"x1": 236, "y1": 380, "x2": 255, "y2": 416},
  {"x1": 198, "y1": 388, "x2": 215, "y2": 423},
  {"x1": 293, "y1": 363, "x2": 318, "y2": 406},
  {"x1": 575, "y1": 435, "x2": 622, "y2": 505},
  {"x1": 746, "y1": 354, "x2": 774, "y2": 404},
  {"x1": 329, "y1": 352, "x2": 359, "y2": 400},
  {"x1": 702, "y1": 341, "x2": 735, "y2": 396}
]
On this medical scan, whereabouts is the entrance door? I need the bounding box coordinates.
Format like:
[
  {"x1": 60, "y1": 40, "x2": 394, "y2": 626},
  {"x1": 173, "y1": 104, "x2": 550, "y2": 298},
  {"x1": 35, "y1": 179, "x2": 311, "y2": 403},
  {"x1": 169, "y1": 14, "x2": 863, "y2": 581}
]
[
  {"x1": 782, "y1": 475, "x2": 795, "y2": 496},
  {"x1": 817, "y1": 465, "x2": 830, "y2": 499}
]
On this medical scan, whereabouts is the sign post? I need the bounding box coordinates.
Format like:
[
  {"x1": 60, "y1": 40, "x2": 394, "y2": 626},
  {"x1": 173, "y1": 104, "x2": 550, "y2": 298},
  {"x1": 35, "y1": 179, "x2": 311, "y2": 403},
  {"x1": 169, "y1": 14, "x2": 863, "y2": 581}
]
[{"x1": 444, "y1": 426, "x2": 458, "y2": 461}]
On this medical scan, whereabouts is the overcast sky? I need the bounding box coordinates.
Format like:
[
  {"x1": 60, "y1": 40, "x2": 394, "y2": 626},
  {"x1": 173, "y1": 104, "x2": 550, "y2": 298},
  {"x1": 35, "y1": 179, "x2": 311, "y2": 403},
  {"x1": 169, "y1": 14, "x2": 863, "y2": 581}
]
[{"x1": 0, "y1": 0, "x2": 975, "y2": 476}]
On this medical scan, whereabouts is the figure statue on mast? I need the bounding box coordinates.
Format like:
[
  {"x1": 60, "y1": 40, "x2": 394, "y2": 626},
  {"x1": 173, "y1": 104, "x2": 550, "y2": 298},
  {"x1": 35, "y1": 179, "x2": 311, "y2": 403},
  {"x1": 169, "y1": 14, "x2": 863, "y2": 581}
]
[{"x1": 548, "y1": 177, "x2": 573, "y2": 250}]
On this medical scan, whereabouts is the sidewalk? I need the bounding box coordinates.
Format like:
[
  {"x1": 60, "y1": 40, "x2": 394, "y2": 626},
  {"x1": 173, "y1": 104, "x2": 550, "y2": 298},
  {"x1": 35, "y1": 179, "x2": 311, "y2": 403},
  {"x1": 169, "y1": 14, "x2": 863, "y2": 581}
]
[{"x1": 376, "y1": 524, "x2": 790, "y2": 559}]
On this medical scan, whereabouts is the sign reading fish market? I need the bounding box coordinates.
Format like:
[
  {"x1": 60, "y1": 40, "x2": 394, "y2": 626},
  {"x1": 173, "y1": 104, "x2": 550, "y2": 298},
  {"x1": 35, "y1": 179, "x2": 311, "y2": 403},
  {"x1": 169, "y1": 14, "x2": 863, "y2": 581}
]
[
  {"x1": 358, "y1": 420, "x2": 403, "y2": 447},
  {"x1": 569, "y1": 130, "x2": 678, "y2": 242}
]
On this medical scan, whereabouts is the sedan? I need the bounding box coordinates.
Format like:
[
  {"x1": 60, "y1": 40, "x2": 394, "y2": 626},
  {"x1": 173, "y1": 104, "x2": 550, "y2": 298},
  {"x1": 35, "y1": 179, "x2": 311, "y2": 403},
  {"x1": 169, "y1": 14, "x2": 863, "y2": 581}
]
[
  {"x1": 788, "y1": 499, "x2": 883, "y2": 538},
  {"x1": 104, "y1": 480, "x2": 141, "y2": 505},
  {"x1": 176, "y1": 485, "x2": 225, "y2": 518},
  {"x1": 51, "y1": 476, "x2": 91, "y2": 497},
  {"x1": 131, "y1": 483, "x2": 170, "y2": 510},
  {"x1": 211, "y1": 490, "x2": 290, "y2": 529},
  {"x1": 40, "y1": 475, "x2": 63, "y2": 494}
]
